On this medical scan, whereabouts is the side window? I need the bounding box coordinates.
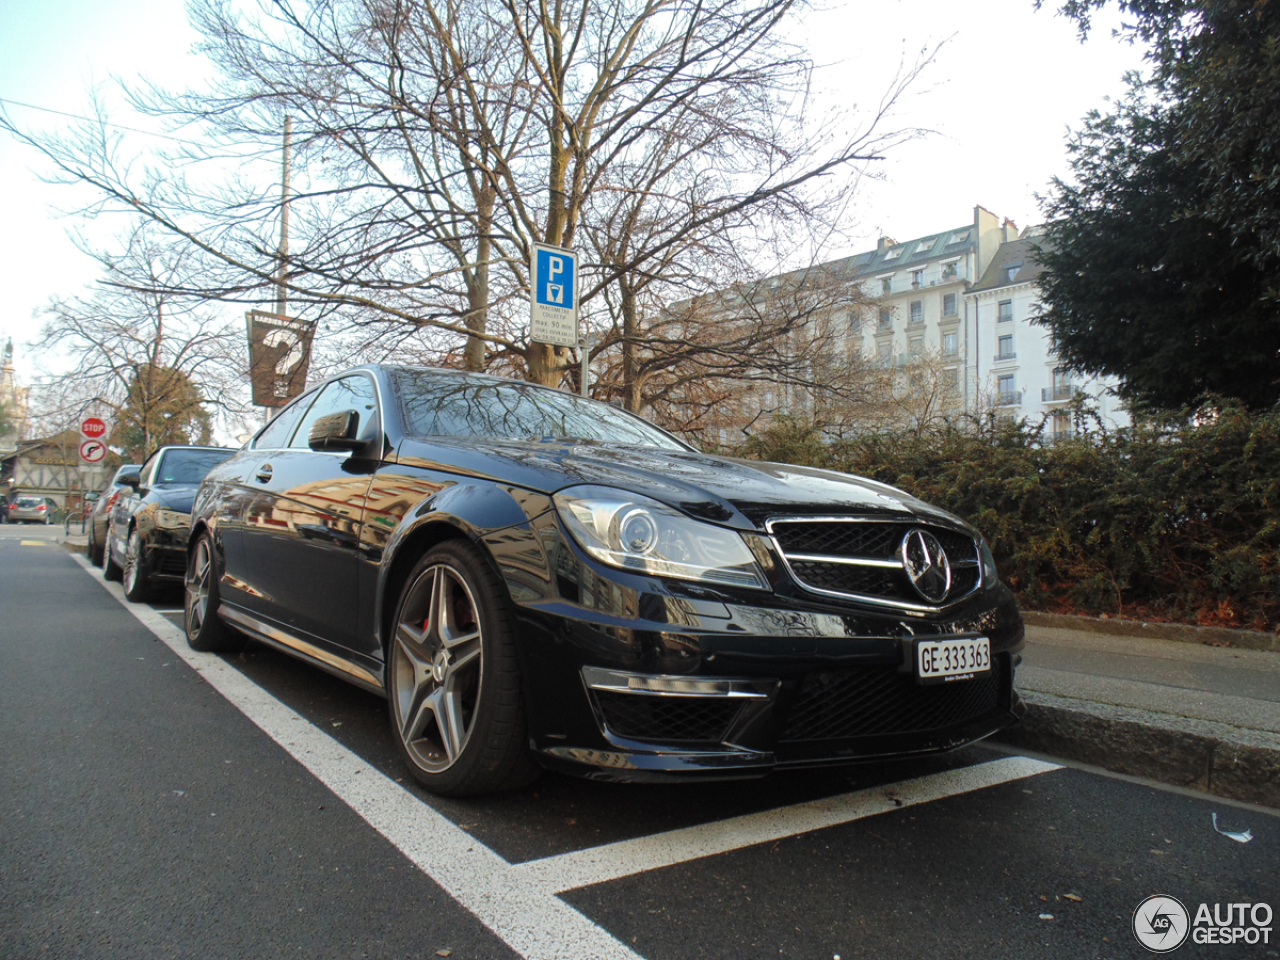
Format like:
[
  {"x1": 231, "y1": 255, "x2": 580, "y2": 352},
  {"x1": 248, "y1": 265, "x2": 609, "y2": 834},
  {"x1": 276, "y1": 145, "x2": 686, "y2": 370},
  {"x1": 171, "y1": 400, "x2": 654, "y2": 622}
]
[
  {"x1": 254, "y1": 391, "x2": 315, "y2": 450},
  {"x1": 289, "y1": 376, "x2": 379, "y2": 449},
  {"x1": 138, "y1": 453, "x2": 160, "y2": 489}
]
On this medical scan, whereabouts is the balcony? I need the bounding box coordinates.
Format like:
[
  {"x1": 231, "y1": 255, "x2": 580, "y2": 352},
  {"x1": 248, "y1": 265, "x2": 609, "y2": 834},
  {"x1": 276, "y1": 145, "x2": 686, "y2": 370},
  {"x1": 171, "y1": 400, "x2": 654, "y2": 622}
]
[
  {"x1": 1042, "y1": 384, "x2": 1082, "y2": 403},
  {"x1": 993, "y1": 352, "x2": 1017, "y2": 363},
  {"x1": 996, "y1": 390, "x2": 1023, "y2": 407}
]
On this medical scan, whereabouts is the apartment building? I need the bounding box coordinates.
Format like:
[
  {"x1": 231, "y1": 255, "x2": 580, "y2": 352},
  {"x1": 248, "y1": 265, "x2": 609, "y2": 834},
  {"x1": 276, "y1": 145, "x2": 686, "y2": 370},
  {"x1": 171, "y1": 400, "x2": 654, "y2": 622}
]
[{"x1": 965, "y1": 232, "x2": 1128, "y2": 437}]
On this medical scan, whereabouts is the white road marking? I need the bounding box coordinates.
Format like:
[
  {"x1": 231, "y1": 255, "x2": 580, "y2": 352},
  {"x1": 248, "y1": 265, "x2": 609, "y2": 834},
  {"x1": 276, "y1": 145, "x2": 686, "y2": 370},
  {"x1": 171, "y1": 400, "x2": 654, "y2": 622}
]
[
  {"x1": 516, "y1": 755, "x2": 1060, "y2": 892},
  {"x1": 69, "y1": 552, "x2": 1062, "y2": 957},
  {"x1": 71, "y1": 553, "x2": 642, "y2": 960}
]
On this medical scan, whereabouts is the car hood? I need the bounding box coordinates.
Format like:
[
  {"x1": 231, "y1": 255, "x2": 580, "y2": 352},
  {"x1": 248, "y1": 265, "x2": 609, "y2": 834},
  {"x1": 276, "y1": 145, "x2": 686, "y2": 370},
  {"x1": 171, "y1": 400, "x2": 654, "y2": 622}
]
[{"x1": 394, "y1": 437, "x2": 964, "y2": 530}]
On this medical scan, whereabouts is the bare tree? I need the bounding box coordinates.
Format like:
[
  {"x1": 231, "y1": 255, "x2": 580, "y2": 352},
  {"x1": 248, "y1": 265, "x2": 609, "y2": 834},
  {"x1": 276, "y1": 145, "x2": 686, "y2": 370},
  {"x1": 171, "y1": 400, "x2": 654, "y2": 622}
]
[
  {"x1": 29, "y1": 225, "x2": 248, "y2": 461},
  {"x1": 2, "y1": 0, "x2": 930, "y2": 392}
]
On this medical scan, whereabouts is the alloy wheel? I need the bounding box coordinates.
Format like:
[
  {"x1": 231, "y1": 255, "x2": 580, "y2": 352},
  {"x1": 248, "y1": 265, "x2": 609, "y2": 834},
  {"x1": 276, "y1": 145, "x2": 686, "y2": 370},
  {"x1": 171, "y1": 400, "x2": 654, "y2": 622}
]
[
  {"x1": 186, "y1": 538, "x2": 212, "y2": 639},
  {"x1": 124, "y1": 529, "x2": 142, "y2": 594},
  {"x1": 392, "y1": 564, "x2": 484, "y2": 773}
]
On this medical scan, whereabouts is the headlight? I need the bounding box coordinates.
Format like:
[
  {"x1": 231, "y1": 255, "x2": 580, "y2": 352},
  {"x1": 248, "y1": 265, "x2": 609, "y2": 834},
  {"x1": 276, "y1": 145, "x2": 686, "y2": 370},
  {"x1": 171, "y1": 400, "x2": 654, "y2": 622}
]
[
  {"x1": 553, "y1": 485, "x2": 768, "y2": 590},
  {"x1": 979, "y1": 538, "x2": 999, "y2": 586},
  {"x1": 154, "y1": 509, "x2": 191, "y2": 531}
]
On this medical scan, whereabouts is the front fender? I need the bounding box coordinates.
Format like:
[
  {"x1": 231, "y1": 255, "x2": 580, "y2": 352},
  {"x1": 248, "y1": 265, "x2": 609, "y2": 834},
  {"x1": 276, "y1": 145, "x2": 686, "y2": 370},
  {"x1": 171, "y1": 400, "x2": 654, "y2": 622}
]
[{"x1": 371, "y1": 481, "x2": 555, "y2": 654}]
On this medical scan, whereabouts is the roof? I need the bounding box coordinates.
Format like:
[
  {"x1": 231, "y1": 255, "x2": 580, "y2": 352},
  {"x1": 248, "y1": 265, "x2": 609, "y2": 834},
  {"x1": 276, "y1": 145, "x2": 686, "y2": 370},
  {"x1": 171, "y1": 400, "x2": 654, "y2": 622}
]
[{"x1": 969, "y1": 237, "x2": 1050, "y2": 293}]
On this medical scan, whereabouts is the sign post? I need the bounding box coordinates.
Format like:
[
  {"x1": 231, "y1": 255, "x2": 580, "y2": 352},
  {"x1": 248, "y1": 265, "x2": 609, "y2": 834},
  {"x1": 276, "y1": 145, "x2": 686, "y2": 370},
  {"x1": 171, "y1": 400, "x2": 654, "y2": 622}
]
[
  {"x1": 529, "y1": 243, "x2": 580, "y2": 348},
  {"x1": 79, "y1": 417, "x2": 109, "y2": 467}
]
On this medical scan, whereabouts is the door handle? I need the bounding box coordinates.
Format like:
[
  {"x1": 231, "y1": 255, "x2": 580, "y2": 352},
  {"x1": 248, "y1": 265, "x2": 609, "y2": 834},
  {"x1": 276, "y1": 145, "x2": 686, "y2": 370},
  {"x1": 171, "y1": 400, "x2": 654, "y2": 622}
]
[{"x1": 255, "y1": 463, "x2": 274, "y2": 483}]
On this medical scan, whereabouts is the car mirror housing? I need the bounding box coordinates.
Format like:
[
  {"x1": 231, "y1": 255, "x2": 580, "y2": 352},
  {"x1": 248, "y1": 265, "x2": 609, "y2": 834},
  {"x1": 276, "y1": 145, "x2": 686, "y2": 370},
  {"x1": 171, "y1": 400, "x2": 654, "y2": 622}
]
[
  {"x1": 308, "y1": 410, "x2": 365, "y2": 451},
  {"x1": 120, "y1": 473, "x2": 141, "y2": 490}
]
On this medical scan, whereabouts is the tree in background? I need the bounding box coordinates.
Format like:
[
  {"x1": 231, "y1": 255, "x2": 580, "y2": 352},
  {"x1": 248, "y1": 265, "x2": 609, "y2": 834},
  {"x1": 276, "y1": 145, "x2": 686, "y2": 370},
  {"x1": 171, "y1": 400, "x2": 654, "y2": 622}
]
[
  {"x1": 1036, "y1": 0, "x2": 1280, "y2": 409},
  {"x1": 32, "y1": 225, "x2": 244, "y2": 460},
  {"x1": 2, "y1": 0, "x2": 926, "y2": 400},
  {"x1": 110, "y1": 365, "x2": 214, "y2": 462}
]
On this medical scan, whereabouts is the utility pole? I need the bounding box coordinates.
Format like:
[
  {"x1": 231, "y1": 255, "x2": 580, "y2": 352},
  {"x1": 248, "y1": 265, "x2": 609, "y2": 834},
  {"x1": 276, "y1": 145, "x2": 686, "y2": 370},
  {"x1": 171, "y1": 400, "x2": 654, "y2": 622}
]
[
  {"x1": 275, "y1": 115, "x2": 293, "y2": 321},
  {"x1": 268, "y1": 115, "x2": 293, "y2": 425}
]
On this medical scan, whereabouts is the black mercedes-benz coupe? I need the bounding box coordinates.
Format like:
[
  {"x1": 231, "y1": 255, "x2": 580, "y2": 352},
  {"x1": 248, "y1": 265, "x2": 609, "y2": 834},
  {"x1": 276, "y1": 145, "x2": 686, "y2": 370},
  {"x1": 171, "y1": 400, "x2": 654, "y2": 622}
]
[{"x1": 186, "y1": 365, "x2": 1024, "y2": 796}]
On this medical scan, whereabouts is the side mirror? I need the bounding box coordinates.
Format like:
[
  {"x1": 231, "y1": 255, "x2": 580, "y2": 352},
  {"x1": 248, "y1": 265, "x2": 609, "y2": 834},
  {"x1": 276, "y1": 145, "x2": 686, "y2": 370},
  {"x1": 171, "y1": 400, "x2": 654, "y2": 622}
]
[
  {"x1": 308, "y1": 410, "x2": 365, "y2": 451},
  {"x1": 84, "y1": 493, "x2": 100, "y2": 502},
  {"x1": 120, "y1": 474, "x2": 141, "y2": 490}
]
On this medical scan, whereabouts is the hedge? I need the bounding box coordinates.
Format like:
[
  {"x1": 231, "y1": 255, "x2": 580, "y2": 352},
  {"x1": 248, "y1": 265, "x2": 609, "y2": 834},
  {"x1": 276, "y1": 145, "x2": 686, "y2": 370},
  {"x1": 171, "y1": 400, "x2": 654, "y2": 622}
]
[{"x1": 730, "y1": 402, "x2": 1280, "y2": 632}]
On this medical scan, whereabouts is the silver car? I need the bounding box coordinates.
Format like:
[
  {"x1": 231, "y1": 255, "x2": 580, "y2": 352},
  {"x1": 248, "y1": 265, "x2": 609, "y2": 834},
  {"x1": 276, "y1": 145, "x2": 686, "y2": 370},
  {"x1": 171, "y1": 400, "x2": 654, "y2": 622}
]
[{"x1": 9, "y1": 495, "x2": 56, "y2": 524}]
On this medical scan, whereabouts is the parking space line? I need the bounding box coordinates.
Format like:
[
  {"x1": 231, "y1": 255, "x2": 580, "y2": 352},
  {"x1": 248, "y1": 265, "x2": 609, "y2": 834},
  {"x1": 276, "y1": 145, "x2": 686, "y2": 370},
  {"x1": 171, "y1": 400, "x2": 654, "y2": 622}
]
[
  {"x1": 69, "y1": 552, "x2": 1061, "y2": 956},
  {"x1": 70, "y1": 553, "x2": 643, "y2": 960},
  {"x1": 515, "y1": 756, "x2": 1060, "y2": 893}
]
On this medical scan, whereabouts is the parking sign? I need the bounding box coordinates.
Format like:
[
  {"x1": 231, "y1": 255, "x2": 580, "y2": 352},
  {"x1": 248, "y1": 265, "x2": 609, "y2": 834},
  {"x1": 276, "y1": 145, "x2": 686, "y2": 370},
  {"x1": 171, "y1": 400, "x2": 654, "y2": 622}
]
[{"x1": 530, "y1": 243, "x2": 579, "y2": 346}]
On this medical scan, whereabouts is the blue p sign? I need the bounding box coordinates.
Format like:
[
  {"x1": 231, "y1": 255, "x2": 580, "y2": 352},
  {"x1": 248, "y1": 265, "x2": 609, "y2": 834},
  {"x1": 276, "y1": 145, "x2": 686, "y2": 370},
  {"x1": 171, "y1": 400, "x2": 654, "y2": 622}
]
[{"x1": 536, "y1": 248, "x2": 574, "y2": 309}]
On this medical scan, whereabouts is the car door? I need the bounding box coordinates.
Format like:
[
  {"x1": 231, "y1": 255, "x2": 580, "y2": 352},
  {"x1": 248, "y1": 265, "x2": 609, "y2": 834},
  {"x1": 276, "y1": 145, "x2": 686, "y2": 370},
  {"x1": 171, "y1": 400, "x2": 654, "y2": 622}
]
[
  {"x1": 211, "y1": 393, "x2": 317, "y2": 610},
  {"x1": 237, "y1": 374, "x2": 381, "y2": 651}
]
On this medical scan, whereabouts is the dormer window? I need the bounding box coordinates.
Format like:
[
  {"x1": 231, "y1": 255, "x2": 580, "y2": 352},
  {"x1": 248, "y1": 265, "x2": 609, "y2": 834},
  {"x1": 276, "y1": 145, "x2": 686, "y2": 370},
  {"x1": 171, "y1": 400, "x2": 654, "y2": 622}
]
[
  {"x1": 1005, "y1": 262, "x2": 1023, "y2": 283},
  {"x1": 884, "y1": 246, "x2": 903, "y2": 261}
]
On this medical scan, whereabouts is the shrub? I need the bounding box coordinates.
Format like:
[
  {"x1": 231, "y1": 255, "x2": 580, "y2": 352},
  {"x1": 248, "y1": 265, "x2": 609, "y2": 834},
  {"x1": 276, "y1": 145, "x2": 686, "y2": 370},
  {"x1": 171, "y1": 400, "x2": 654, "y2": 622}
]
[{"x1": 733, "y1": 401, "x2": 1280, "y2": 632}]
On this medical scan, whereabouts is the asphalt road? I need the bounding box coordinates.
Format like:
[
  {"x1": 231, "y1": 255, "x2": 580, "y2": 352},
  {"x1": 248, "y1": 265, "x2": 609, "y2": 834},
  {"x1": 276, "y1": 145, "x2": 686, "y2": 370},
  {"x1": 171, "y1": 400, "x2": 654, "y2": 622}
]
[{"x1": 2, "y1": 524, "x2": 1277, "y2": 960}]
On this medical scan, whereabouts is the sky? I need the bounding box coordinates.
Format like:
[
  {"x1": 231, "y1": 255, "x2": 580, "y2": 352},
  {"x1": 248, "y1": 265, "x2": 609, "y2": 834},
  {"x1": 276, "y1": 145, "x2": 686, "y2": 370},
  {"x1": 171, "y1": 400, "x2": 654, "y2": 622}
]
[{"x1": 0, "y1": 0, "x2": 1148, "y2": 388}]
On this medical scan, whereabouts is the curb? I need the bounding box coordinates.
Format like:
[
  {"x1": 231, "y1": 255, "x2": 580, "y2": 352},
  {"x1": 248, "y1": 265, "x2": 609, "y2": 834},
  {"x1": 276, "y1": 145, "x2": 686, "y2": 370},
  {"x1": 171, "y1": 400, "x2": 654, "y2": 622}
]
[
  {"x1": 1022, "y1": 611, "x2": 1280, "y2": 653},
  {"x1": 996, "y1": 691, "x2": 1280, "y2": 809},
  {"x1": 61, "y1": 540, "x2": 88, "y2": 557}
]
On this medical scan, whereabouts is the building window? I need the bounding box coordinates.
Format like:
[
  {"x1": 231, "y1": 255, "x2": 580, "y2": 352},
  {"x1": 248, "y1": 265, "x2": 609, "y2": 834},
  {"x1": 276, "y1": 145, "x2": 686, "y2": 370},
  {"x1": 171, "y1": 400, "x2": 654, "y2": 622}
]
[
  {"x1": 944, "y1": 368, "x2": 959, "y2": 394},
  {"x1": 909, "y1": 300, "x2": 923, "y2": 324},
  {"x1": 998, "y1": 300, "x2": 1013, "y2": 322},
  {"x1": 942, "y1": 261, "x2": 958, "y2": 280},
  {"x1": 881, "y1": 278, "x2": 892, "y2": 295},
  {"x1": 950, "y1": 230, "x2": 970, "y2": 244},
  {"x1": 997, "y1": 334, "x2": 1014, "y2": 360},
  {"x1": 943, "y1": 292, "x2": 957, "y2": 316},
  {"x1": 847, "y1": 313, "x2": 862, "y2": 336},
  {"x1": 1005, "y1": 263, "x2": 1022, "y2": 283},
  {"x1": 997, "y1": 374, "x2": 1018, "y2": 406},
  {"x1": 911, "y1": 269, "x2": 924, "y2": 288},
  {"x1": 943, "y1": 332, "x2": 958, "y2": 356},
  {"x1": 878, "y1": 307, "x2": 892, "y2": 330},
  {"x1": 909, "y1": 337, "x2": 923, "y2": 360},
  {"x1": 878, "y1": 341, "x2": 893, "y2": 364},
  {"x1": 884, "y1": 246, "x2": 903, "y2": 261}
]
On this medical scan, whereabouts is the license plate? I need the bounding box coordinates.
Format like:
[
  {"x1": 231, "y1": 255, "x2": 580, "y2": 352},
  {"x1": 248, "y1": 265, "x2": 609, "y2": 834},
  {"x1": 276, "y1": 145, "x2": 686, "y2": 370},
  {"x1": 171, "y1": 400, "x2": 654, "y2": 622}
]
[{"x1": 915, "y1": 636, "x2": 991, "y2": 685}]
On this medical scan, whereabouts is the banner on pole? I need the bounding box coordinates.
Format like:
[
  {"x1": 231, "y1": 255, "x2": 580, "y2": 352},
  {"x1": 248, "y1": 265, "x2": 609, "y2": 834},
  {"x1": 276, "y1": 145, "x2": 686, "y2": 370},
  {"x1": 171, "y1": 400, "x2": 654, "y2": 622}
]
[{"x1": 246, "y1": 311, "x2": 316, "y2": 407}]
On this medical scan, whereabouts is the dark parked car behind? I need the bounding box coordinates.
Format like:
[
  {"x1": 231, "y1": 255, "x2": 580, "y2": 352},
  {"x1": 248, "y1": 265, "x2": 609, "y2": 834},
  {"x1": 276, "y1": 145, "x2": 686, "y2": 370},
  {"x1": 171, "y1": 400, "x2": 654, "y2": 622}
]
[
  {"x1": 87, "y1": 464, "x2": 141, "y2": 565},
  {"x1": 103, "y1": 446, "x2": 235, "y2": 601},
  {"x1": 186, "y1": 366, "x2": 1023, "y2": 796}
]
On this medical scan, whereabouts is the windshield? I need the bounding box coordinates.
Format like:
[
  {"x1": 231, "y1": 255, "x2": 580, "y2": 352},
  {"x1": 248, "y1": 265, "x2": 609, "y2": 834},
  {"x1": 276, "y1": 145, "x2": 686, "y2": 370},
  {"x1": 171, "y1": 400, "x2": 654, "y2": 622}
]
[
  {"x1": 155, "y1": 448, "x2": 234, "y2": 484},
  {"x1": 392, "y1": 369, "x2": 688, "y2": 450}
]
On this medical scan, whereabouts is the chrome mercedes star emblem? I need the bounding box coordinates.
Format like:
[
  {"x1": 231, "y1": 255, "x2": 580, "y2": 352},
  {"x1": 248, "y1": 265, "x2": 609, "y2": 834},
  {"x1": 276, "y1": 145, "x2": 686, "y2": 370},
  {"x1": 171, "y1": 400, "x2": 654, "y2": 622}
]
[{"x1": 901, "y1": 529, "x2": 952, "y2": 603}]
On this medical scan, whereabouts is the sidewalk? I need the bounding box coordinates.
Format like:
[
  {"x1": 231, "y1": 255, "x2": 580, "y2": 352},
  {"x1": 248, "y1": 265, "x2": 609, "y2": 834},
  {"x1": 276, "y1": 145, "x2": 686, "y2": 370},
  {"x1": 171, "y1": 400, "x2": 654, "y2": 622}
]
[{"x1": 999, "y1": 622, "x2": 1280, "y2": 808}]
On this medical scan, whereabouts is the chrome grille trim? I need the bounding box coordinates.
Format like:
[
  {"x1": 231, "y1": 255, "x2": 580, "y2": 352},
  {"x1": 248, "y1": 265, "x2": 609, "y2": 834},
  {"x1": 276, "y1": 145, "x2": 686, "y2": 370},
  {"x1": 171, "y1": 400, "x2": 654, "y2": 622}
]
[{"x1": 765, "y1": 516, "x2": 984, "y2": 613}]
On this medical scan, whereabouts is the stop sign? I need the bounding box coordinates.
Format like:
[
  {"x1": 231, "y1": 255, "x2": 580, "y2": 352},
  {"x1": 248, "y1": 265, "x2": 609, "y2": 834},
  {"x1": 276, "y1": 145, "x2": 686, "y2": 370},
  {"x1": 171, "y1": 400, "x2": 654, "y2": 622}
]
[{"x1": 81, "y1": 417, "x2": 107, "y2": 439}]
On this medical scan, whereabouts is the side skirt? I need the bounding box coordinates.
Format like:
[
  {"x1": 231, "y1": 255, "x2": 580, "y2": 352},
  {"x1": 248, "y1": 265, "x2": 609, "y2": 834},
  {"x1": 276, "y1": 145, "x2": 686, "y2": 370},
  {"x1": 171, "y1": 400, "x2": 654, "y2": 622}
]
[{"x1": 218, "y1": 603, "x2": 386, "y2": 697}]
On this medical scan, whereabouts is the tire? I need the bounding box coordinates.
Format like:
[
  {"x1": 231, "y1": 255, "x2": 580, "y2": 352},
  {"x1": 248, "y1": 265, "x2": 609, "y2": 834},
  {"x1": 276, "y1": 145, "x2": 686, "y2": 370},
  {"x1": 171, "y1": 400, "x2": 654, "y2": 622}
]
[
  {"x1": 101, "y1": 523, "x2": 123, "y2": 581},
  {"x1": 88, "y1": 523, "x2": 104, "y2": 566},
  {"x1": 122, "y1": 527, "x2": 154, "y2": 603},
  {"x1": 387, "y1": 540, "x2": 539, "y2": 797},
  {"x1": 184, "y1": 533, "x2": 243, "y2": 652}
]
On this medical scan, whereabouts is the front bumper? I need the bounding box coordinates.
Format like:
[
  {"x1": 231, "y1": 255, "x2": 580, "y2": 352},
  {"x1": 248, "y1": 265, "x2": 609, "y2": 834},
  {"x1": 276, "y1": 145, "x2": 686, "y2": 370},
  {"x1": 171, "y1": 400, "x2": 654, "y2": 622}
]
[{"x1": 498, "y1": 521, "x2": 1025, "y2": 783}]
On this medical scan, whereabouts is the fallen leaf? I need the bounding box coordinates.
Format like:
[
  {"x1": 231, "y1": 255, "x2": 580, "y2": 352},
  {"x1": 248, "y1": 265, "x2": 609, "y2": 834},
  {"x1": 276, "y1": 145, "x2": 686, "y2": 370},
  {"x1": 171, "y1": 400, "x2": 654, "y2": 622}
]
[{"x1": 1063, "y1": 894, "x2": 1083, "y2": 903}]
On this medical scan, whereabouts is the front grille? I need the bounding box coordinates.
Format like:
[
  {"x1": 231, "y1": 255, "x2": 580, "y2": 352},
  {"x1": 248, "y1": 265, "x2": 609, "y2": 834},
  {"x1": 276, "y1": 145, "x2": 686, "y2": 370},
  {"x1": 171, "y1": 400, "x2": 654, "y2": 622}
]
[
  {"x1": 158, "y1": 554, "x2": 188, "y2": 578},
  {"x1": 769, "y1": 517, "x2": 981, "y2": 609},
  {"x1": 594, "y1": 692, "x2": 741, "y2": 743},
  {"x1": 779, "y1": 656, "x2": 1007, "y2": 742}
]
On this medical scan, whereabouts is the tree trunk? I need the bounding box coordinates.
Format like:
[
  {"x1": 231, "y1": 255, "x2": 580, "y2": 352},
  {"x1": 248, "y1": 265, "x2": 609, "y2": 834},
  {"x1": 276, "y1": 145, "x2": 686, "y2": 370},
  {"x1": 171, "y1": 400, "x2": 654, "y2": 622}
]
[
  {"x1": 621, "y1": 279, "x2": 642, "y2": 412},
  {"x1": 464, "y1": 184, "x2": 494, "y2": 372}
]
